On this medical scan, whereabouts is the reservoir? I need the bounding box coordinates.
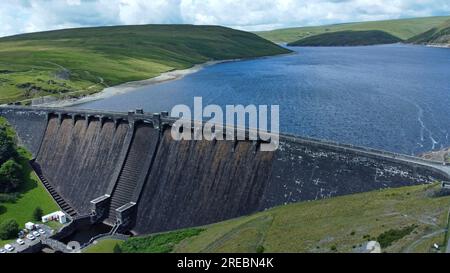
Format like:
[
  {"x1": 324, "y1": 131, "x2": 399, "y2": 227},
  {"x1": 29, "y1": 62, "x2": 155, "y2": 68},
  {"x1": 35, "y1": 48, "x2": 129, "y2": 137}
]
[{"x1": 74, "y1": 44, "x2": 450, "y2": 155}]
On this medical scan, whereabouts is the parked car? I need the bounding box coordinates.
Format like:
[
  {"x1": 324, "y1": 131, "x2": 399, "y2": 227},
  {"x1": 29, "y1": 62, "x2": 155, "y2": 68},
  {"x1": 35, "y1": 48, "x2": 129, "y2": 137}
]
[
  {"x1": 32, "y1": 231, "x2": 40, "y2": 237},
  {"x1": 38, "y1": 229, "x2": 46, "y2": 235},
  {"x1": 16, "y1": 239, "x2": 25, "y2": 245},
  {"x1": 0, "y1": 248, "x2": 6, "y2": 253},
  {"x1": 26, "y1": 234, "x2": 35, "y2": 241},
  {"x1": 4, "y1": 244, "x2": 14, "y2": 252}
]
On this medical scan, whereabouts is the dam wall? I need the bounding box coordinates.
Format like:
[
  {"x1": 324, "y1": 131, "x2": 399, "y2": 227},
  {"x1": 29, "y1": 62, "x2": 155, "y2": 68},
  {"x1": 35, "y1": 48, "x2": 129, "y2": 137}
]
[
  {"x1": 134, "y1": 130, "x2": 274, "y2": 234},
  {"x1": 35, "y1": 116, "x2": 129, "y2": 214},
  {"x1": 1, "y1": 106, "x2": 449, "y2": 235},
  {"x1": 0, "y1": 108, "x2": 48, "y2": 157}
]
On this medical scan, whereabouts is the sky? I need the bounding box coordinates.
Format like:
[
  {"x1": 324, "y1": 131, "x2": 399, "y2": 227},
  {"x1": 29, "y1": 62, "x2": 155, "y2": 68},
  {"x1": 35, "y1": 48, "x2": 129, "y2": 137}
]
[{"x1": 0, "y1": 0, "x2": 449, "y2": 37}]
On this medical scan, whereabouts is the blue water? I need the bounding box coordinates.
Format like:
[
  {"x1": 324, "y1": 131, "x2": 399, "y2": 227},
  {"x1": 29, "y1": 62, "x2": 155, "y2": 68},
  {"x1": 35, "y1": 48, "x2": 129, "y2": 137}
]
[{"x1": 74, "y1": 44, "x2": 450, "y2": 155}]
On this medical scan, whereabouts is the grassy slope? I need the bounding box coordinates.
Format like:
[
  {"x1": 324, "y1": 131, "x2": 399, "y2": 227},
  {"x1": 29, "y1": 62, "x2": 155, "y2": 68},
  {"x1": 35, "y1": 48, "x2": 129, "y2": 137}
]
[
  {"x1": 84, "y1": 239, "x2": 123, "y2": 253},
  {"x1": 175, "y1": 183, "x2": 450, "y2": 253},
  {"x1": 288, "y1": 30, "x2": 402, "y2": 46},
  {"x1": 87, "y1": 184, "x2": 450, "y2": 253},
  {"x1": 257, "y1": 16, "x2": 450, "y2": 43},
  {"x1": 0, "y1": 118, "x2": 59, "y2": 245},
  {"x1": 0, "y1": 24, "x2": 290, "y2": 104},
  {"x1": 409, "y1": 20, "x2": 450, "y2": 46}
]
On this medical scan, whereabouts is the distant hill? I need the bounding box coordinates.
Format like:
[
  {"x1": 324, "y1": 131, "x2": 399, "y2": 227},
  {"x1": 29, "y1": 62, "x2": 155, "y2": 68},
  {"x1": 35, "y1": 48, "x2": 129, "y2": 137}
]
[
  {"x1": 0, "y1": 25, "x2": 289, "y2": 104},
  {"x1": 288, "y1": 30, "x2": 402, "y2": 47},
  {"x1": 409, "y1": 20, "x2": 450, "y2": 47},
  {"x1": 256, "y1": 16, "x2": 450, "y2": 43}
]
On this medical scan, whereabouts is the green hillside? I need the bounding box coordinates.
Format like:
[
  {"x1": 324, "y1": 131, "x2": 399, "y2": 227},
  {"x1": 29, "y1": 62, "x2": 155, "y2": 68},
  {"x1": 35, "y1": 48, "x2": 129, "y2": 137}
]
[
  {"x1": 89, "y1": 183, "x2": 450, "y2": 253},
  {"x1": 257, "y1": 16, "x2": 450, "y2": 43},
  {"x1": 0, "y1": 25, "x2": 290, "y2": 104},
  {"x1": 409, "y1": 20, "x2": 450, "y2": 46},
  {"x1": 288, "y1": 30, "x2": 402, "y2": 46}
]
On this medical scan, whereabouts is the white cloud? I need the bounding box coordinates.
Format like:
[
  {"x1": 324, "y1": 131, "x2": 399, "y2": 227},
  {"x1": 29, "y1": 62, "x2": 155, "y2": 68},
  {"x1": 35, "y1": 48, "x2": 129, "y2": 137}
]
[{"x1": 0, "y1": 0, "x2": 449, "y2": 37}]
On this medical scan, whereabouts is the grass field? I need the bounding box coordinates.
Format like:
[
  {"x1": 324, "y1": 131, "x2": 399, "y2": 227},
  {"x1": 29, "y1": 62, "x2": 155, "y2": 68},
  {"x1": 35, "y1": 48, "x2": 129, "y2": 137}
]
[
  {"x1": 0, "y1": 155, "x2": 59, "y2": 245},
  {"x1": 409, "y1": 19, "x2": 450, "y2": 46},
  {"x1": 288, "y1": 30, "x2": 402, "y2": 47},
  {"x1": 85, "y1": 183, "x2": 450, "y2": 253},
  {"x1": 174, "y1": 183, "x2": 450, "y2": 253},
  {"x1": 257, "y1": 16, "x2": 450, "y2": 43},
  {"x1": 0, "y1": 24, "x2": 289, "y2": 105}
]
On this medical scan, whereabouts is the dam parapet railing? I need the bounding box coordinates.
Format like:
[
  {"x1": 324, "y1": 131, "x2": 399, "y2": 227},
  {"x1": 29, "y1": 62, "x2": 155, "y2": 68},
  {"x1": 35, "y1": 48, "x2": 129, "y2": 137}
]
[{"x1": 1, "y1": 105, "x2": 450, "y2": 180}]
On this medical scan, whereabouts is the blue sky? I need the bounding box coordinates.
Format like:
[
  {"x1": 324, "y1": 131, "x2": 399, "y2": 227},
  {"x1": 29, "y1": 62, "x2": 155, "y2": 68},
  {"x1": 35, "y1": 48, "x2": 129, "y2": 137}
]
[{"x1": 1, "y1": 0, "x2": 449, "y2": 37}]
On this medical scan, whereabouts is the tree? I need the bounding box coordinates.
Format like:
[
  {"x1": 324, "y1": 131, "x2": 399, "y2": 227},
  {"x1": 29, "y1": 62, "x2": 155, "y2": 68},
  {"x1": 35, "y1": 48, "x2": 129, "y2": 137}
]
[
  {"x1": 0, "y1": 159, "x2": 23, "y2": 193},
  {"x1": 113, "y1": 244, "x2": 122, "y2": 253},
  {"x1": 33, "y1": 207, "x2": 44, "y2": 221},
  {"x1": 0, "y1": 219, "x2": 19, "y2": 240},
  {"x1": 0, "y1": 126, "x2": 17, "y2": 165}
]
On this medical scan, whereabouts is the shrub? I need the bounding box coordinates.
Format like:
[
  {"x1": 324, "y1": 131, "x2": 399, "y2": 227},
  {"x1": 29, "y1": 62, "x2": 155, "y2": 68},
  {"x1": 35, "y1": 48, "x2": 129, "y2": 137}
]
[
  {"x1": 33, "y1": 207, "x2": 44, "y2": 221},
  {"x1": 377, "y1": 225, "x2": 417, "y2": 248},
  {"x1": 0, "y1": 219, "x2": 19, "y2": 240},
  {"x1": 256, "y1": 245, "x2": 265, "y2": 253},
  {"x1": 113, "y1": 244, "x2": 122, "y2": 253}
]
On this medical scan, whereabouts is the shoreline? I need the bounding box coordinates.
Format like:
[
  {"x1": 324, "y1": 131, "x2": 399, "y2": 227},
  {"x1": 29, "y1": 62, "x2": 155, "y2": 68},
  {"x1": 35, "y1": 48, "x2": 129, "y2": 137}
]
[
  {"x1": 36, "y1": 60, "x2": 234, "y2": 108},
  {"x1": 33, "y1": 50, "x2": 295, "y2": 108},
  {"x1": 425, "y1": 43, "x2": 450, "y2": 48}
]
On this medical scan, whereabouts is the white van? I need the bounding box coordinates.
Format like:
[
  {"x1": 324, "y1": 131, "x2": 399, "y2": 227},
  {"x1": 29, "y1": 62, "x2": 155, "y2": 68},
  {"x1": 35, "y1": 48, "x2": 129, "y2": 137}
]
[{"x1": 4, "y1": 244, "x2": 14, "y2": 252}]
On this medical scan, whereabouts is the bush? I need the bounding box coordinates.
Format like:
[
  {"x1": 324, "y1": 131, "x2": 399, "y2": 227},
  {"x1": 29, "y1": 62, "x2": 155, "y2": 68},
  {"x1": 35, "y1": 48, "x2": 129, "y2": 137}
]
[
  {"x1": 113, "y1": 244, "x2": 122, "y2": 253},
  {"x1": 0, "y1": 219, "x2": 19, "y2": 240},
  {"x1": 256, "y1": 245, "x2": 265, "y2": 253},
  {"x1": 0, "y1": 159, "x2": 23, "y2": 193},
  {"x1": 33, "y1": 207, "x2": 44, "y2": 221},
  {"x1": 377, "y1": 225, "x2": 417, "y2": 248}
]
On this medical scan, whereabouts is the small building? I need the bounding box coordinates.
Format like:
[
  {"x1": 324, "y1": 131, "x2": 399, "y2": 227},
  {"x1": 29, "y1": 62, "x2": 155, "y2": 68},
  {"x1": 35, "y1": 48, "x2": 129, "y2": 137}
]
[
  {"x1": 442, "y1": 181, "x2": 450, "y2": 190},
  {"x1": 25, "y1": 222, "x2": 35, "y2": 230},
  {"x1": 42, "y1": 211, "x2": 67, "y2": 224}
]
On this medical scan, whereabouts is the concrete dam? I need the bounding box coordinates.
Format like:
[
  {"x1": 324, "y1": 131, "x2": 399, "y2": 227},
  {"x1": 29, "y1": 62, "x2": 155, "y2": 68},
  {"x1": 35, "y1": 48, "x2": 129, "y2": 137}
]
[{"x1": 1, "y1": 106, "x2": 450, "y2": 235}]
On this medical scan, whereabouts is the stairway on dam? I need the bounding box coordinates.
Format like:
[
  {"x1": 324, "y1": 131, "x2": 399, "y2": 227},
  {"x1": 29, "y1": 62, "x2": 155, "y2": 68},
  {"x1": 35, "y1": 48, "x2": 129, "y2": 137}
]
[
  {"x1": 106, "y1": 123, "x2": 160, "y2": 224},
  {"x1": 32, "y1": 162, "x2": 77, "y2": 217}
]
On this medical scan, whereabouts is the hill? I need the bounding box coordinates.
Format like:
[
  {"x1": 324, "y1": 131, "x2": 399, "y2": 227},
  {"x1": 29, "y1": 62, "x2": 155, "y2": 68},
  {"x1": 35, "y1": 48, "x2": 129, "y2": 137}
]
[
  {"x1": 0, "y1": 25, "x2": 290, "y2": 104},
  {"x1": 288, "y1": 30, "x2": 402, "y2": 47},
  {"x1": 87, "y1": 183, "x2": 450, "y2": 253},
  {"x1": 409, "y1": 20, "x2": 450, "y2": 47},
  {"x1": 256, "y1": 16, "x2": 450, "y2": 43}
]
